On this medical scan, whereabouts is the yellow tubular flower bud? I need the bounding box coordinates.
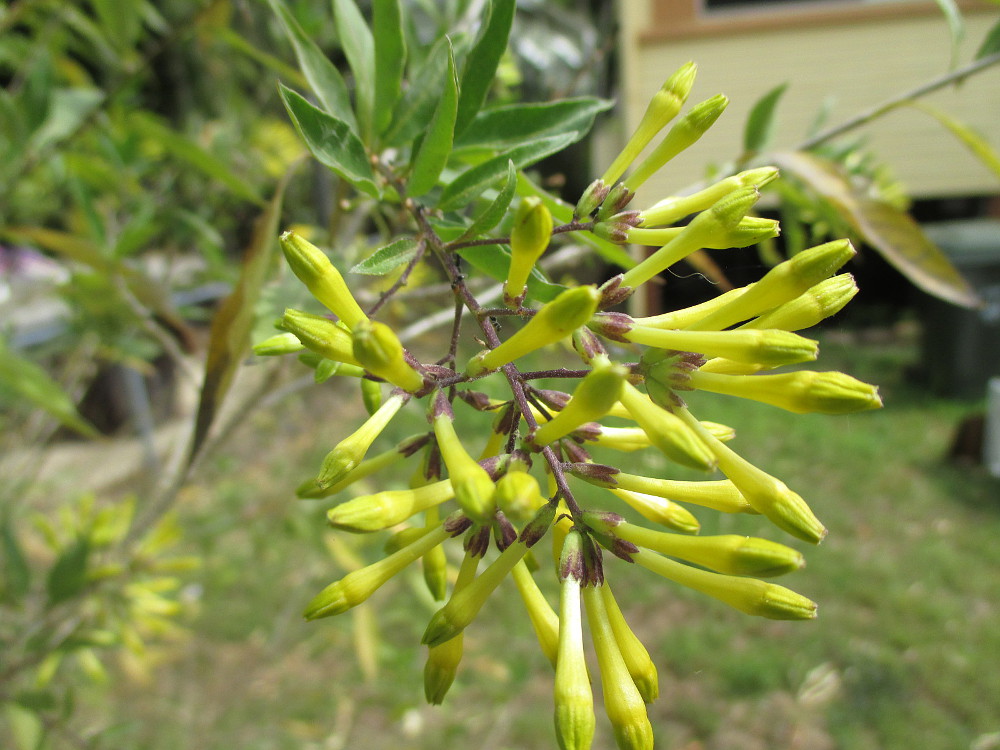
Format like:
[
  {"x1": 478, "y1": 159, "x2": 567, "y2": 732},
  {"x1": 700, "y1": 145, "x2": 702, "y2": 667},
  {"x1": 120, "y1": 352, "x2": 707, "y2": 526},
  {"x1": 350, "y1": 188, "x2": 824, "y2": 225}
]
[
  {"x1": 531, "y1": 360, "x2": 628, "y2": 447},
  {"x1": 601, "y1": 61, "x2": 698, "y2": 187},
  {"x1": 554, "y1": 532, "x2": 596, "y2": 750},
  {"x1": 633, "y1": 548, "x2": 817, "y2": 620},
  {"x1": 465, "y1": 286, "x2": 601, "y2": 377},
  {"x1": 618, "y1": 382, "x2": 715, "y2": 470},
  {"x1": 609, "y1": 488, "x2": 701, "y2": 534},
  {"x1": 280, "y1": 230, "x2": 367, "y2": 329},
  {"x1": 626, "y1": 216, "x2": 779, "y2": 250},
  {"x1": 583, "y1": 585, "x2": 655, "y2": 750},
  {"x1": 281, "y1": 309, "x2": 361, "y2": 366},
  {"x1": 506, "y1": 197, "x2": 554, "y2": 304},
  {"x1": 624, "y1": 325, "x2": 818, "y2": 367},
  {"x1": 687, "y1": 369, "x2": 883, "y2": 415},
  {"x1": 424, "y1": 547, "x2": 481, "y2": 704},
  {"x1": 253, "y1": 331, "x2": 305, "y2": 356},
  {"x1": 352, "y1": 319, "x2": 426, "y2": 393},
  {"x1": 433, "y1": 412, "x2": 496, "y2": 523},
  {"x1": 685, "y1": 239, "x2": 856, "y2": 332},
  {"x1": 297, "y1": 434, "x2": 425, "y2": 499},
  {"x1": 511, "y1": 561, "x2": 560, "y2": 668},
  {"x1": 593, "y1": 517, "x2": 804, "y2": 577},
  {"x1": 568, "y1": 466, "x2": 754, "y2": 514},
  {"x1": 421, "y1": 505, "x2": 449, "y2": 602},
  {"x1": 740, "y1": 273, "x2": 859, "y2": 332},
  {"x1": 678, "y1": 409, "x2": 827, "y2": 544},
  {"x1": 619, "y1": 187, "x2": 760, "y2": 289},
  {"x1": 304, "y1": 522, "x2": 451, "y2": 620},
  {"x1": 638, "y1": 167, "x2": 779, "y2": 227},
  {"x1": 633, "y1": 287, "x2": 746, "y2": 330},
  {"x1": 496, "y1": 471, "x2": 546, "y2": 521},
  {"x1": 601, "y1": 584, "x2": 658, "y2": 703},
  {"x1": 317, "y1": 392, "x2": 409, "y2": 488},
  {"x1": 623, "y1": 94, "x2": 729, "y2": 193},
  {"x1": 422, "y1": 540, "x2": 531, "y2": 647},
  {"x1": 326, "y1": 478, "x2": 455, "y2": 532}
]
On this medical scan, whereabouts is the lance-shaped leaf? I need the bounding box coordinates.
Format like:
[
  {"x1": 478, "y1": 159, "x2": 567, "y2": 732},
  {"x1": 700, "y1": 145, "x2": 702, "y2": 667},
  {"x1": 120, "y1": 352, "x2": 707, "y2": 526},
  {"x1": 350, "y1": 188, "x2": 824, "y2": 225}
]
[
  {"x1": 771, "y1": 150, "x2": 980, "y2": 308},
  {"x1": 453, "y1": 159, "x2": 517, "y2": 242},
  {"x1": 975, "y1": 18, "x2": 1000, "y2": 59},
  {"x1": 266, "y1": 0, "x2": 356, "y2": 131},
  {"x1": 455, "y1": 0, "x2": 516, "y2": 137},
  {"x1": 932, "y1": 0, "x2": 964, "y2": 68},
  {"x1": 190, "y1": 172, "x2": 291, "y2": 463},
  {"x1": 408, "y1": 42, "x2": 458, "y2": 197},
  {"x1": 455, "y1": 97, "x2": 614, "y2": 151},
  {"x1": 333, "y1": 0, "x2": 375, "y2": 142},
  {"x1": 351, "y1": 237, "x2": 420, "y2": 276},
  {"x1": 280, "y1": 84, "x2": 379, "y2": 197},
  {"x1": 373, "y1": 0, "x2": 406, "y2": 136},
  {"x1": 906, "y1": 100, "x2": 1000, "y2": 181},
  {"x1": 743, "y1": 82, "x2": 787, "y2": 155}
]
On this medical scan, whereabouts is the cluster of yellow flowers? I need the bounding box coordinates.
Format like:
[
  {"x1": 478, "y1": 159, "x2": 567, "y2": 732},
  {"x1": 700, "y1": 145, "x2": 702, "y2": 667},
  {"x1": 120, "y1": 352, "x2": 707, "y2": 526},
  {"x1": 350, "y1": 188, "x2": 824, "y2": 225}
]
[{"x1": 255, "y1": 62, "x2": 881, "y2": 750}]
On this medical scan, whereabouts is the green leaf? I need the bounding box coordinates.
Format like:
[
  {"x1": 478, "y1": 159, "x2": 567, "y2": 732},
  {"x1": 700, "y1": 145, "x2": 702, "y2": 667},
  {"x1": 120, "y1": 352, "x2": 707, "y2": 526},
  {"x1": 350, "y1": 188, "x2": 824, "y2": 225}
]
[
  {"x1": 457, "y1": 244, "x2": 565, "y2": 303},
  {"x1": 130, "y1": 113, "x2": 263, "y2": 205},
  {"x1": 383, "y1": 33, "x2": 469, "y2": 147},
  {"x1": 0, "y1": 338, "x2": 99, "y2": 438},
  {"x1": 27, "y1": 87, "x2": 104, "y2": 156},
  {"x1": 333, "y1": 0, "x2": 375, "y2": 142},
  {"x1": 351, "y1": 237, "x2": 420, "y2": 275},
  {"x1": 975, "y1": 16, "x2": 1000, "y2": 59},
  {"x1": 438, "y1": 133, "x2": 575, "y2": 211},
  {"x1": 516, "y1": 173, "x2": 635, "y2": 270},
  {"x1": 454, "y1": 0, "x2": 516, "y2": 137},
  {"x1": 408, "y1": 43, "x2": 459, "y2": 197},
  {"x1": 454, "y1": 159, "x2": 517, "y2": 242},
  {"x1": 1, "y1": 517, "x2": 31, "y2": 601},
  {"x1": 3, "y1": 702, "x2": 44, "y2": 750},
  {"x1": 906, "y1": 100, "x2": 1000, "y2": 180},
  {"x1": 772, "y1": 150, "x2": 980, "y2": 308},
  {"x1": 373, "y1": 0, "x2": 406, "y2": 136},
  {"x1": 455, "y1": 97, "x2": 614, "y2": 151},
  {"x1": 190, "y1": 171, "x2": 292, "y2": 464},
  {"x1": 46, "y1": 538, "x2": 90, "y2": 606},
  {"x1": 932, "y1": 0, "x2": 964, "y2": 68},
  {"x1": 743, "y1": 83, "x2": 788, "y2": 155},
  {"x1": 266, "y1": 0, "x2": 356, "y2": 130},
  {"x1": 279, "y1": 84, "x2": 379, "y2": 197}
]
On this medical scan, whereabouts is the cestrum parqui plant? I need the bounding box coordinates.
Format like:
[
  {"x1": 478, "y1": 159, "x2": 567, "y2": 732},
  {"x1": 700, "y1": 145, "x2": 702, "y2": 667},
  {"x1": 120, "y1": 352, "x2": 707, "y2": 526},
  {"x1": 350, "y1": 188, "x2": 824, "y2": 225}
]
[{"x1": 256, "y1": 2, "x2": 882, "y2": 747}]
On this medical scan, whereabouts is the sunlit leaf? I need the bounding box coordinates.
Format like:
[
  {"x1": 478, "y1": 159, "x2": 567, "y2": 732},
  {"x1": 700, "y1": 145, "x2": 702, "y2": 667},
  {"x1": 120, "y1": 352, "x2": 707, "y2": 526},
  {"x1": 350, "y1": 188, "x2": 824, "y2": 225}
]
[
  {"x1": 27, "y1": 87, "x2": 104, "y2": 155},
  {"x1": 772, "y1": 150, "x2": 980, "y2": 308},
  {"x1": 455, "y1": 97, "x2": 613, "y2": 151},
  {"x1": 408, "y1": 42, "x2": 458, "y2": 197},
  {"x1": 743, "y1": 83, "x2": 788, "y2": 155},
  {"x1": 333, "y1": 0, "x2": 375, "y2": 142},
  {"x1": 190, "y1": 171, "x2": 291, "y2": 463},
  {"x1": 455, "y1": 0, "x2": 516, "y2": 137},
  {"x1": 373, "y1": 0, "x2": 406, "y2": 136},
  {"x1": 351, "y1": 237, "x2": 420, "y2": 275}
]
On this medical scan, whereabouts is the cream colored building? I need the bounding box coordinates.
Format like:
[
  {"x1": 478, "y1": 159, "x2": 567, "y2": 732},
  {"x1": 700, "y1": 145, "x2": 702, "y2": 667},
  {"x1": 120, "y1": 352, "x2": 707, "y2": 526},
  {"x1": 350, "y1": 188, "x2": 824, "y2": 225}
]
[{"x1": 615, "y1": 0, "x2": 1000, "y2": 205}]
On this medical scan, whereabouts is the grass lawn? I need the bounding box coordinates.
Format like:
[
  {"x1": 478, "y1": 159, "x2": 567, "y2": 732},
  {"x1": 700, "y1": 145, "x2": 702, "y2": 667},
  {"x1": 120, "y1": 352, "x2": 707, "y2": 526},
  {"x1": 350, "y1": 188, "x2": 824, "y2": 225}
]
[{"x1": 77, "y1": 327, "x2": 1000, "y2": 750}]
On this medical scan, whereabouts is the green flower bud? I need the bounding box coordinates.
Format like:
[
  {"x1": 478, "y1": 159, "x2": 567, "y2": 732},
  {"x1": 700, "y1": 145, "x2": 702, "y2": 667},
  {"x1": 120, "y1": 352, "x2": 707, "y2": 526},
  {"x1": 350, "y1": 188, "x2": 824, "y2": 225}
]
[
  {"x1": 361, "y1": 378, "x2": 383, "y2": 415},
  {"x1": 609, "y1": 488, "x2": 701, "y2": 533},
  {"x1": 316, "y1": 392, "x2": 409, "y2": 488},
  {"x1": 466, "y1": 286, "x2": 601, "y2": 377},
  {"x1": 506, "y1": 197, "x2": 554, "y2": 305},
  {"x1": 575, "y1": 178, "x2": 610, "y2": 220},
  {"x1": 601, "y1": 583, "x2": 658, "y2": 703},
  {"x1": 678, "y1": 409, "x2": 826, "y2": 544},
  {"x1": 623, "y1": 93, "x2": 729, "y2": 192},
  {"x1": 740, "y1": 273, "x2": 858, "y2": 332},
  {"x1": 618, "y1": 382, "x2": 715, "y2": 470},
  {"x1": 583, "y1": 585, "x2": 655, "y2": 750},
  {"x1": 623, "y1": 325, "x2": 819, "y2": 367},
  {"x1": 638, "y1": 167, "x2": 779, "y2": 227},
  {"x1": 433, "y1": 411, "x2": 496, "y2": 523},
  {"x1": 352, "y1": 319, "x2": 426, "y2": 393},
  {"x1": 687, "y1": 369, "x2": 882, "y2": 415},
  {"x1": 633, "y1": 548, "x2": 817, "y2": 620},
  {"x1": 593, "y1": 517, "x2": 804, "y2": 577},
  {"x1": 281, "y1": 309, "x2": 360, "y2": 366},
  {"x1": 326, "y1": 479, "x2": 454, "y2": 532},
  {"x1": 554, "y1": 532, "x2": 596, "y2": 750},
  {"x1": 424, "y1": 548, "x2": 481, "y2": 704},
  {"x1": 496, "y1": 471, "x2": 546, "y2": 521},
  {"x1": 303, "y1": 522, "x2": 452, "y2": 619},
  {"x1": 531, "y1": 360, "x2": 629, "y2": 447},
  {"x1": 686, "y1": 239, "x2": 855, "y2": 332},
  {"x1": 620, "y1": 187, "x2": 760, "y2": 289},
  {"x1": 280, "y1": 230, "x2": 367, "y2": 329},
  {"x1": 601, "y1": 61, "x2": 697, "y2": 187},
  {"x1": 511, "y1": 561, "x2": 560, "y2": 668},
  {"x1": 253, "y1": 331, "x2": 304, "y2": 356}
]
